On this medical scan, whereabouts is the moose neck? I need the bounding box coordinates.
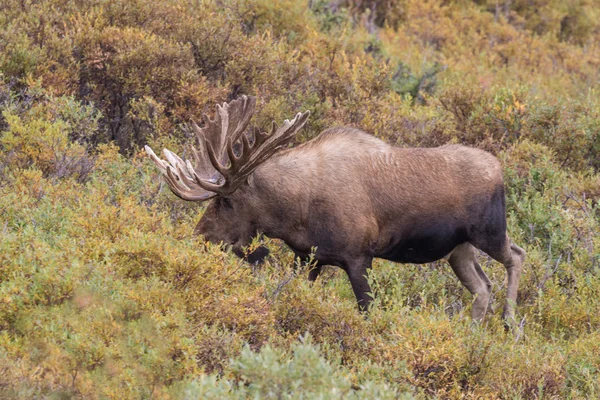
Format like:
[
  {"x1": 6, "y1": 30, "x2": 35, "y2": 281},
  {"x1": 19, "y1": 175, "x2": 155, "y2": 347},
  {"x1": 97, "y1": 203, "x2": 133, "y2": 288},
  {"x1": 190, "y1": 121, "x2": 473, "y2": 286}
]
[{"x1": 248, "y1": 155, "x2": 314, "y2": 252}]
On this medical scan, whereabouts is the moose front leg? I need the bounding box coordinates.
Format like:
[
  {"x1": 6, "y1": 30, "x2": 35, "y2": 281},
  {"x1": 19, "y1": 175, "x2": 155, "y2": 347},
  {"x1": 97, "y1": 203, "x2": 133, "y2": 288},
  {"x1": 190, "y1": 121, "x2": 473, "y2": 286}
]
[
  {"x1": 344, "y1": 256, "x2": 374, "y2": 312},
  {"x1": 308, "y1": 264, "x2": 323, "y2": 282},
  {"x1": 293, "y1": 251, "x2": 324, "y2": 282}
]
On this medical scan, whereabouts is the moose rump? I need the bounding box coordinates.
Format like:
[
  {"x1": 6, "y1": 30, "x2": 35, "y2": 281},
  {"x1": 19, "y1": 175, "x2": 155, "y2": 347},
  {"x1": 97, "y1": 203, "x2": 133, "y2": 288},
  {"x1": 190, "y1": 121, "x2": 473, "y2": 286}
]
[{"x1": 368, "y1": 147, "x2": 510, "y2": 266}]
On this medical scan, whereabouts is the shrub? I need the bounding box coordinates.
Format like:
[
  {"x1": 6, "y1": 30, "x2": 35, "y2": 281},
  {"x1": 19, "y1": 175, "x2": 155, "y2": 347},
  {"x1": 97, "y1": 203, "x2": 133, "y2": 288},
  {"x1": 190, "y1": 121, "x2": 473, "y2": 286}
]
[{"x1": 0, "y1": 86, "x2": 97, "y2": 183}]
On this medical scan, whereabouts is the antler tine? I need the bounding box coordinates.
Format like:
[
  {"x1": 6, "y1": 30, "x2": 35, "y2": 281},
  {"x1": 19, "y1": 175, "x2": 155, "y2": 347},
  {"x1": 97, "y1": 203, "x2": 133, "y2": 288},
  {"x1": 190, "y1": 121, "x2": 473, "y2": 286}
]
[
  {"x1": 144, "y1": 145, "x2": 216, "y2": 201},
  {"x1": 242, "y1": 111, "x2": 311, "y2": 172},
  {"x1": 227, "y1": 95, "x2": 256, "y2": 143}
]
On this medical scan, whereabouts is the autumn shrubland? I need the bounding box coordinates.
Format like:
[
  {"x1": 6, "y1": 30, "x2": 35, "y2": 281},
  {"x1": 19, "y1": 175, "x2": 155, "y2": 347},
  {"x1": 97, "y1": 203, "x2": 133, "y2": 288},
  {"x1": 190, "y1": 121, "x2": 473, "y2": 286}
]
[{"x1": 1, "y1": 0, "x2": 599, "y2": 398}]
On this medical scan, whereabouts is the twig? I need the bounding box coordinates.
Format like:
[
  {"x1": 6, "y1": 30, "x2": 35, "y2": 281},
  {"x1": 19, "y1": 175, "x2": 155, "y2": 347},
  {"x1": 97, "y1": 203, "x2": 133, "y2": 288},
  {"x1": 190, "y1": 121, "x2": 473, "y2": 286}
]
[
  {"x1": 514, "y1": 315, "x2": 526, "y2": 343},
  {"x1": 537, "y1": 254, "x2": 562, "y2": 291},
  {"x1": 267, "y1": 271, "x2": 296, "y2": 304}
]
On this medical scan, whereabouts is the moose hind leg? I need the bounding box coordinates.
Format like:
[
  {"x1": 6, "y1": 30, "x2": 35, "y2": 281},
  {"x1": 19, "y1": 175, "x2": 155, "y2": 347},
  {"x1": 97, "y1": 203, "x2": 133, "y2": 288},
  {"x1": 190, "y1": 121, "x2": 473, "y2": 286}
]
[
  {"x1": 475, "y1": 235, "x2": 526, "y2": 326},
  {"x1": 500, "y1": 239, "x2": 526, "y2": 324},
  {"x1": 448, "y1": 243, "x2": 492, "y2": 321}
]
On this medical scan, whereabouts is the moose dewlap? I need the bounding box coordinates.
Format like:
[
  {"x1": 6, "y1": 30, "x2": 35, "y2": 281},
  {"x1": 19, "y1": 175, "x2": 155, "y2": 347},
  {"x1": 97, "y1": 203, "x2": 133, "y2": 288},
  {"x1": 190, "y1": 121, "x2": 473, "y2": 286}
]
[{"x1": 146, "y1": 95, "x2": 525, "y2": 324}]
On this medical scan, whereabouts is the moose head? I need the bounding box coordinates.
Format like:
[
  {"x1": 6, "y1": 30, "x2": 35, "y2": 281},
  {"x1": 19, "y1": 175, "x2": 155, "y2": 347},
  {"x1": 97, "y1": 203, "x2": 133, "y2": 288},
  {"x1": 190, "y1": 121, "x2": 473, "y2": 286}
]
[{"x1": 145, "y1": 96, "x2": 309, "y2": 262}]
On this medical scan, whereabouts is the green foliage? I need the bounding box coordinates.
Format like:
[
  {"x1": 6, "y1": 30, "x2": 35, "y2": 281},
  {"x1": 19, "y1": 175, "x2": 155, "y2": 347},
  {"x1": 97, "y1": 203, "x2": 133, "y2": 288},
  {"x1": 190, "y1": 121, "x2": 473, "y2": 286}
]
[
  {"x1": 178, "y1": 337, "x2": 407, "y2": 399},
  {"x1": 1, "y1": 0, "x2": 600, "y2": 398},
  {"x1": 229, "y1": 337, "x2": 397, "y2": 399}
]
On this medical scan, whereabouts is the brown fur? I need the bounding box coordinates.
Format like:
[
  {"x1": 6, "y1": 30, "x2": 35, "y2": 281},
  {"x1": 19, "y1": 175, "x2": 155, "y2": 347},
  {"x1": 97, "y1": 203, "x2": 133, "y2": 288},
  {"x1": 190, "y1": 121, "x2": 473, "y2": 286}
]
[{"x1": 195, "y1": 127, "x2": 525, "y2": 323}]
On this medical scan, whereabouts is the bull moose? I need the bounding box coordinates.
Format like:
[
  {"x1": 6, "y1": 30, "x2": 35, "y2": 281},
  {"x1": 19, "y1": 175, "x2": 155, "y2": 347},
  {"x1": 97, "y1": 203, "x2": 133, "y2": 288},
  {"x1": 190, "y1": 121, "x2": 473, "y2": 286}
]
[{"x1": 145, "y1": 95, "x2": 525, "y2": 323}]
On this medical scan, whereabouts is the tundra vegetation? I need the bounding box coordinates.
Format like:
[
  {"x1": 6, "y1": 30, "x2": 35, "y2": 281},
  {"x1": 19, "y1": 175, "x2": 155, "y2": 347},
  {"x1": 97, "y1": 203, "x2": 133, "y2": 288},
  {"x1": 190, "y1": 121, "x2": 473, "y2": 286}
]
[{"x1": 0, "y1": 0, "x2": 599, "y2": 398}]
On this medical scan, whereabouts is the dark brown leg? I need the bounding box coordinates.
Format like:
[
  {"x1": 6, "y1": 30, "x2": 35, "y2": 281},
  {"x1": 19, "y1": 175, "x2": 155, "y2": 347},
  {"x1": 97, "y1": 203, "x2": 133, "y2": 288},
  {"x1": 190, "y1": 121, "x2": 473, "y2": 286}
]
[
  {"x1": 345, "y1": 256, "x2": 374, "y2": 312},
  {"x1": 308, "y1": 264, "x2": 323, "y2": 282},
  {"x1": 294, "y1": 252, "x2": 324, "y2": 282}
]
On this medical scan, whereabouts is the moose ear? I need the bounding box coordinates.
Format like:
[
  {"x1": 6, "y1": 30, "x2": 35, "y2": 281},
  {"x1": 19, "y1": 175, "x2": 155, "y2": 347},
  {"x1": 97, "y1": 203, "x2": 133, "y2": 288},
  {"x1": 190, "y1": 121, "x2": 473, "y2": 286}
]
[{"x1": 246, "y1": 174, "x2": 255, "y2": 188}]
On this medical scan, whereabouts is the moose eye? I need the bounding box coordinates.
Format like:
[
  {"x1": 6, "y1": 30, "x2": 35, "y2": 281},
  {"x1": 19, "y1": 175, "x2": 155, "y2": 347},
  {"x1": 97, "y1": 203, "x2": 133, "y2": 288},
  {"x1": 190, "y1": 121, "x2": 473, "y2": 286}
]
[{"x1": 221, "y1": 197, "x2": 233, "y2": 209}]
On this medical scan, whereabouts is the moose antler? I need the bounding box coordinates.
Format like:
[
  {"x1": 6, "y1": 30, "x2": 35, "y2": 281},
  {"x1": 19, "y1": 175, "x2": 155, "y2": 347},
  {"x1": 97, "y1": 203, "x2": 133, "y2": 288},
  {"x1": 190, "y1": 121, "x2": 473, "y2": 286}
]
[{"x1": 145, "y1": 95, "x2": 310, "y2": 201}]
